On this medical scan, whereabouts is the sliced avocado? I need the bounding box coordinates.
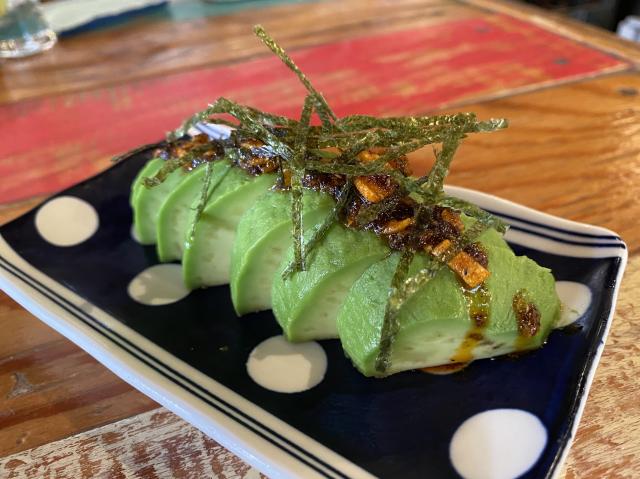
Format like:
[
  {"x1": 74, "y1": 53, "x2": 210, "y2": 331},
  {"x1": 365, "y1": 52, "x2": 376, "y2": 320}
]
[
  {"x1": 133, "y1": 160, "x2": 190, "y2": 245},
  {"x1": 156, "y1": 161, "x2": 230, "y2": 262},
  {"x1": 271, "y1": 224, "x2": 388, "y2": 342},
  {"x1": 337, "y1": 228, "x2": 561, "y2": 377},
  {"x1": 130, "y1": 158, "x2": 162, "y2": 207},
  {"x1": 182, "y1": 169, "x2": 276, "y2": 289},
  {"x1": 230, "y1": 189, "x2": 334, "y2": 315}
]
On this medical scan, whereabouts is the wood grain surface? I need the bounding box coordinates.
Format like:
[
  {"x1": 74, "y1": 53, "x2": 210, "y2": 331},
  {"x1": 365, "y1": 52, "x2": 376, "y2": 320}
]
[
  {"x1": 0, "y1": 0, "x2": 639, "y2": 477},
  {"x1": 468, "y1": 0, "x2": 640, "y2": 64},
  {"x1": 2, "y1": 7, "x2": 628, "y2": 204},
  {"x1": 435, "y1": 72, "x2": 640, "y2": 254},
  {"x1": 0, "y1": 295, "x2": 157, "y2": 458},
  {"x1": 0, "y1": 408, "x2": 264, "y2": 479},
  {"x1": 0, "y1": 0, "x2": 479, "y2": 103},
  {"x1": 563, "y1": 254, "x2": 640, "y2": 478}
]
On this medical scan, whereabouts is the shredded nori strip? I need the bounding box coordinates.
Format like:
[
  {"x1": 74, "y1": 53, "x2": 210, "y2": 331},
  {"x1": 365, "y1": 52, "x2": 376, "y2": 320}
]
[
  {"x1": 142, "y1": 143, "x2": 224, "y2": 188},
  {"x1": 356, "y1": 194, "x2": 402, "y2": 227},
  {"x1": 336, "y1": 113, "x2": 477, "y2": 131},
  {"x1": 374, "y1": 249, "x2": 415, "y2": 373},
  {"x1": 142, "y1": 157, "x2": 181, "y2": 188},
  {"x1": 421, "y1": 134, "x2": 461, "y2": 193},
  {"x1": 254, "y1": 25, "x2": 338, "y2": 130},
  {"x1": 186, "y1": 162, "x2": 232, "y2": 249},
  {"x1": 289, "y1": 95, "x2": 315, "y2": 272},
  {"x1": 282, "y1": 180, "x2": 353, "y2": 278}
]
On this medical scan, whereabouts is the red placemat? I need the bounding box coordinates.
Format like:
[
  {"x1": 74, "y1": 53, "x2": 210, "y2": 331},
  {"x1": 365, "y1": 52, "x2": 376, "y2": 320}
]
[{"x1": 0, "y1": 14, "x2": 628, "y2": 204}]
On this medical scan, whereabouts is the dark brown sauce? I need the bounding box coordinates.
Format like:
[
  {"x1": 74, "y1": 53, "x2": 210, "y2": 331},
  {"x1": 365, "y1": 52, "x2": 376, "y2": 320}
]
[
  {"x1": 160, "y1": 136, "x2": 475, "y2": 260},
  {"x1": 450, "y1": 282, "x2": 491, "y2": 363},
  {"x1": 512, "y1": 289, "x2": 541, "y2": 351},
  {"x1": 154, "y1": 134, "x2": 224, "y2": 172}
]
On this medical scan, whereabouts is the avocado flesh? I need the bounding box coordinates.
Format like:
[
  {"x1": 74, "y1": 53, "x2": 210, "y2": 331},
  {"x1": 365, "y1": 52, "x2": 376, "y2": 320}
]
[
  {"x1": 337, "y1": 228, "x2": 561, "y2": 377},
  {"x1": 130, "y1": 158, "x2": 161, "y2": 208},
  {"x1": 271, "y1": 224, "x2": 388, "y2": 342},
  {"x1": 230, "y1": 189, "x2": 334, "y2": 315},
  {"x1": 156, "y1": 162, "x2": 229, "y2": 262},
  {"x1": 182, "y1": 168, "x2": 275, "y2": 289},
  {"x1": 133, "y1": 159, "x2": 189, "y2": 245},
  {"x1": 131, "y1": 156, "x2": 561, "y2": 377}
]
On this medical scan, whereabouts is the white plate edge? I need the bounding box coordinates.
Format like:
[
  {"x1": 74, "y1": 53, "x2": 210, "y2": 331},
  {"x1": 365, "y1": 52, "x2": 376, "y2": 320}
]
[{"x1": 445, "y1": 185, "x2": 624, "y2": 239}]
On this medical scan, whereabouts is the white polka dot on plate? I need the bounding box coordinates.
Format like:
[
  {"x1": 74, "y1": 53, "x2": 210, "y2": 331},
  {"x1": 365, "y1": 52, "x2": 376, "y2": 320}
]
[
  {"x1": 127, "y1": 264, "x2": 190, "y2": 306},
  {"x1": 450, "y1": 409, "x2": 547, "y2": 479},
  {"x1": 35, "y1": 196, "x2": 99, "y2": 246},
  {"x1": 555, "y1": 281, "x2": 592, "y2": 328},
  {"x1": 246, "y1": 335, "x2": 327, "y2": 393},
  {"x1": 130, "y1": 224, "x2": 142, "y2": 244}
]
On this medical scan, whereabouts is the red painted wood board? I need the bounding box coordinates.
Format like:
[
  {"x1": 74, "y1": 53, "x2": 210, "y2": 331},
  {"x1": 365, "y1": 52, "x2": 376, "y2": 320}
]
[{"x1": 0, "y1": 14, "x2": 628, "y2": 204}]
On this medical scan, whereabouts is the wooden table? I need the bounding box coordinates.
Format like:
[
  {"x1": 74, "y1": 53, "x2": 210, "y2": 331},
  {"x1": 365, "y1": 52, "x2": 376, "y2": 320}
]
[{"x1": 1, "y1": 0, "x2": 638, "y2": 477}]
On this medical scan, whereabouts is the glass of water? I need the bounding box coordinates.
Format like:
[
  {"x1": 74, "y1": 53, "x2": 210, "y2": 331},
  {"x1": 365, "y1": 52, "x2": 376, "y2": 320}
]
[{"x1": 0, "y1": 0, "x2": 56, "y2": 58}]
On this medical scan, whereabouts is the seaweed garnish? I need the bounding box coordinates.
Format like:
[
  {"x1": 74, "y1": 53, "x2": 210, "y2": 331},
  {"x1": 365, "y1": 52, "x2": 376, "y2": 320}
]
[
  {"x1": 289, "y1": 95, "x2": 315, "y2": 272},
  {"x1": 186, "y1": 161, "x2": 232, "y2": 249},
  {"x1": 254, "y1": 25, "x2": 338, "y2": 130},
  {"x1": 375, "y1": 248, "x2": 415, "y2": 373},
  {"x1": 356, "y1": 194, "x2": 401, "y2": 227},
  {"x1": 143, "y1": 142, "x2": 224, "y2": 188},
  {"x1": 374, "y1": 133, "x2": 464, "y2": 373},
  {"x1": 118, "y1": 26, "x2": 510, "y2": 374},
  {"x1": 421, "y1": 133, "x2": 461, "y2": 193},
  {"x1": 282, "y1": 179, "x2": 353, "y2": 278}
]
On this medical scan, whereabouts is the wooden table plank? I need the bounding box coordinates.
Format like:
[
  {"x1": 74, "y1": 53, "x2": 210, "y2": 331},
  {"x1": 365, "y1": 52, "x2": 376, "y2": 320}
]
[
  {"x1": 433, "y1": 72, "x2": 640, "y2": 254},
  {"x1": 0, "y1": 408, "x2": 264, "y2": 479},
  {"x1": 564, "y1": 254, "x2": 640, "y2": 478},
  {"x1": 0, "y1": 0, "x2": 639, "y2": 477},
  {"x1": 0, "y1": 0, "x2": 478, "y2": 104},
  {"x1": 0, "y1": 197, "x2": 47, "y2": 227},
  {"x1": 468, "y1": 0, "x2": 640, "y2": 64},
  {"x1": 0, "y1": 10, "x2": 629, "y2": 204},
  {"x1": 2, "y1": 0, "x2": 636, "y2": 106},
  {"x1": 0, "y1": 297, "x2": 157, "y2": 457}
]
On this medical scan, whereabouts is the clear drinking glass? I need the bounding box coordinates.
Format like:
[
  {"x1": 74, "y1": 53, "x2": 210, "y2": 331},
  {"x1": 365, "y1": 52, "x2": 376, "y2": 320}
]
[{"x1": 0, "y1": 0, "x2": 56, "y2": 58}]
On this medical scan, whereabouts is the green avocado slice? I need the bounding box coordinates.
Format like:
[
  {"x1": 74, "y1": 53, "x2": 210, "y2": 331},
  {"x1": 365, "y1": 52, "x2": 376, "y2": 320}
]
[
  {"x1": 132, "y1": 159, "x2": 190, "y2": 245},
  {"x1": 230, "y1": 189, "x2": 334, "y2": 315},
  {"x1": 182, "y1": 169, "x2": 276, "y2": 290},
  {"x1": 130, "y1": 158, "x2": 161, "y2": 208},
  {"x1": 271, "y1": 224, "x2": 388, "y2": 342},
  {"x1": 337, "y1": 228, "x2": 561, "y2": 377},
  {"x1": 156, "y1": 162, "x2": 229, "y2": 262}
]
